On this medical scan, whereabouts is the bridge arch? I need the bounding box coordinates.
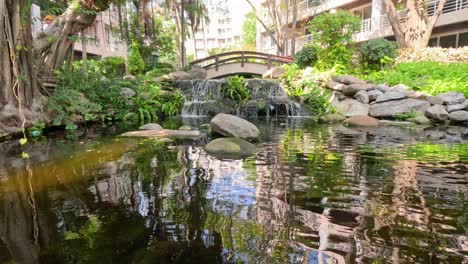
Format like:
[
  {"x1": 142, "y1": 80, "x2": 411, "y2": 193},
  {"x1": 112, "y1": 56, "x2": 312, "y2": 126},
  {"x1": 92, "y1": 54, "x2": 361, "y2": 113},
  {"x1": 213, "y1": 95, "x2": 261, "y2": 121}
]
[{"x1": 189, "y1": 51, "x2": 293, "y2": 79}]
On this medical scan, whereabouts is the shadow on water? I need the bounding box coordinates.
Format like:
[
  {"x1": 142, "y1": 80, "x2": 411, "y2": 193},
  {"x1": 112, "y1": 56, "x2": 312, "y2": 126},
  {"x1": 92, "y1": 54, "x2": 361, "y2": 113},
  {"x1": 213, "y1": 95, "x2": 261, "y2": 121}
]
[{"x1": 0, "y1": 119, "x2": 467, "y2": 264}]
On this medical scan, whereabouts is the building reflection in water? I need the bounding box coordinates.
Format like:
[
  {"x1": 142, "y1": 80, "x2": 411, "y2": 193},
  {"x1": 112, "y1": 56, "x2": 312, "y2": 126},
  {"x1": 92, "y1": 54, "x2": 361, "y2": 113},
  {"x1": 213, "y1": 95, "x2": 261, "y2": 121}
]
[{"x1": 0, "y1": 122, "x2": 466, "y2": 263}]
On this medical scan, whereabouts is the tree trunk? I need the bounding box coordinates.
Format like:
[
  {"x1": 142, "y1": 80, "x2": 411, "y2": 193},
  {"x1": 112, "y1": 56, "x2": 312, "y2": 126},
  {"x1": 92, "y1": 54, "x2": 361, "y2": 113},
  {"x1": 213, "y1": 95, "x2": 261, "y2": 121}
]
[
  {"x1": 290, "y1": 0, "x2": 298, "y2": 55},
  {"x1": 383, "y1": 0, "x2": 447, "y2": 50},
  {"x1": 33, "y1": 0, "x2": 111, "y2": 77},
  {"x1": 180, "y1": 0, "x2": 187, "y2": 68},
  {"x1": 0, "y1": 0, "x2": 45, "y2": 133}
]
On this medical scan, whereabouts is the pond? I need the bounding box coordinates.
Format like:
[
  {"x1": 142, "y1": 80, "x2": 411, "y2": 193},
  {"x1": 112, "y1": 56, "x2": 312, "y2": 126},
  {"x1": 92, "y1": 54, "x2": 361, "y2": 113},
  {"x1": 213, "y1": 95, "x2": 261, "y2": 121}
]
[{"x1": 0, "y1": 119, "x2": 467, "y2": 264}]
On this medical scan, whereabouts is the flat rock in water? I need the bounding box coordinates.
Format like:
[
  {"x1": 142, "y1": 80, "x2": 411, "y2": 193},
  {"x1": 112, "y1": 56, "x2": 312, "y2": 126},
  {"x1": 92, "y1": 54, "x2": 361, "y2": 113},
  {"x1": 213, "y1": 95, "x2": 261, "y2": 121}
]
[
  {"x1": 344, "y1": 116, "x2": 379, "y2": 126},
  {"x1": 319, "y1": 113, "x2": 346, "y2": 123},
  {"x1": 121, "y1": 129, "x2": 201, "y2": 139},
  {"x1": 333, "y1": 99, "x2": 369, "y2": 117},
  {"x1": 369, "y1": 99, "x2": 430, "y2": 117},
  {"x1": 205, "y1": 138, "x2": 256, "y2": 159},
  {"x1": 210, "y1": 113, "x2": 260, "y2": 141}
]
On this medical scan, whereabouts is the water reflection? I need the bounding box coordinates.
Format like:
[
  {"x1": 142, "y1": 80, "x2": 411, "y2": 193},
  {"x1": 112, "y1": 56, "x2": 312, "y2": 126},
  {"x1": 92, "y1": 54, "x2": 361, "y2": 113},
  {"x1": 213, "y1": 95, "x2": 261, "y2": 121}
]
[{"x1": 0, "y1": 121, "x2": 467, "y2": 264}]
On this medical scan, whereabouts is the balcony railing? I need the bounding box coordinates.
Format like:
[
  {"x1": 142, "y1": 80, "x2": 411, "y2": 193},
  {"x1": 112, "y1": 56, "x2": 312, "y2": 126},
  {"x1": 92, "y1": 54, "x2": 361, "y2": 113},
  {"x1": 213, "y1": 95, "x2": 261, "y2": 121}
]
[
  {"x1": 358, "y1": 0, "x2": 468, "y2": 34},
  {"x1": 76, "y1": 34, "x2": 101, "y2": 47},
  {"x1": 284, "y1": 0, "x2": 467, "y2": 53}
]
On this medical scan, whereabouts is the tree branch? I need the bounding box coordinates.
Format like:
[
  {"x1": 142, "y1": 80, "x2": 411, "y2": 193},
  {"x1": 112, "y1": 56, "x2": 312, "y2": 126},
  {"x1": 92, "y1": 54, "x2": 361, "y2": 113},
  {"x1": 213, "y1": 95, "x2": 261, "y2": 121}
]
[
  {"x1": 429, "y1": 0, "x2": 448, "y2": 28},
  {"x1": 382, "y1": 0, "x2": 405, "y2": 46},
  {"x1": 245, "y1": 0, "x2": 280, "y2": 48}
]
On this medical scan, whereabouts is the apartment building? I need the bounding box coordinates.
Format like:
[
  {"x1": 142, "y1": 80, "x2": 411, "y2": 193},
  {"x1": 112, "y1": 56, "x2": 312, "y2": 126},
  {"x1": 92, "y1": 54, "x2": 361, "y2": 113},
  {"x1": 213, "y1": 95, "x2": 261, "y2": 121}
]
[
  {"x1": 256, "y1": 0, "x2": 468, "y2": 55},
  {"x1": 186, "y1": 0, "x2": 253, "y2": 60},
  {"x1": 32, "y1": 4, "x2": 127, "y2": 60}
]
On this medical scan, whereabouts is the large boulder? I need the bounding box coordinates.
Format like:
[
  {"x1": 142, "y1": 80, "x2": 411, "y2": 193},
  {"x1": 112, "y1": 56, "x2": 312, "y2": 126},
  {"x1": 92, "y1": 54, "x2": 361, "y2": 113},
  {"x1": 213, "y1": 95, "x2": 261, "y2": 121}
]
[
  {"x1": 342, "y1": 84, "x2": 374, "y2": 96},
  {"x1": 333, "y1": 99, "x2": 369, "y2": 117},
  {"x1": 120, "y1": 88, "x2": 136, "y2": 99},
  {"x1": 210, "y1": 113, "x2": 260, "y2": 141},
  {"x1": 375, "y1": 91, "x2": 406, "y2": 103},
  {"x1": 354, "y1": 90, "x2": 369, "y2": 104},
  {"x1": 425, "y1": 105, "x2": 449, "y2": 122},
  {"x1": 427, "y1": 96, "x2": 444, "y2": 105},
  {"x1": 367, "y1": 89, "x2": 383, "y2": 101},
  {"x1": 327, "y1": 81, "x2": 345, "y2": 91},
  {"x1": 335, "y1": 75, "x2": 366, "y2": 85},
  {"x1": 435, "y1": 92, "x2": 465, "y2": 105},
  {"x1": 139, "y1": 123, "x2": 163, "y2": 130},
  {"x1": 123, "y1": 75, "x2": 136, "y2": 81},
  {"x1": 187, "y1": 68, "x2": 207, "y2": 80},
  {"x1": 449, "y1": 111, "x2": 468, "y2": 122},
  {"x1": 262, "y1": 66, "x2": 285, "y2": 79},
  {"x1": 375, "y1": 84, "x2": 391, "y2": 93},
  {"x1": 369, "y1": 99, "x2": 430, "y2": 117},
  {"x1": 344, "y1": 116, "x2": 379, "y2": 127},
  {"x1": 205, "y1": 138, "x2": 256, "y2": 159},
  {"x1": 391, "y1": 84, "x2": 409, "y2": 93},
  {"x1": 447, "y1": 104, "x2": 465, "y2": 112},
  {"x1": 169, "y1": 71, "x2": 192, "y2": 80}
]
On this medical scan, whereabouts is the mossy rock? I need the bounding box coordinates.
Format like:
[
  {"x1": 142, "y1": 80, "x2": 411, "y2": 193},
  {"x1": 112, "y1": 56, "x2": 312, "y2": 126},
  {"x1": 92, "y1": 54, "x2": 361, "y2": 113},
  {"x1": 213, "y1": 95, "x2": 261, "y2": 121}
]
[{"x1": 205, "y1": 138, "x2": 256, "y2": 159}]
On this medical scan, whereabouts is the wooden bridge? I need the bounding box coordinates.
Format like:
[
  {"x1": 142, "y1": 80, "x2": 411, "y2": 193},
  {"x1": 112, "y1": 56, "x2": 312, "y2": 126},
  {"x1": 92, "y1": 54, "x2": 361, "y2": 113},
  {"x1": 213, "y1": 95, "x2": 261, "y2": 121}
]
[{"x1": 189, "y1": 51, "x2": 293, "y2": 79}]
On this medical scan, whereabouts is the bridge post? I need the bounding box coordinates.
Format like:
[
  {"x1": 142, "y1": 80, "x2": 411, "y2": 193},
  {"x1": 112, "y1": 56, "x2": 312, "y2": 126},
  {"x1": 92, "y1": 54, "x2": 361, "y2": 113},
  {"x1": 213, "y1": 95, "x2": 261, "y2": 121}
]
[
  {"x1": 267, "y1": 54, "x2": 272, "y2": 69},
  {"x1": 215, "y1": 55, "x2": 219, "y2": 71},
  {"x1": 241, "y1": 51, "x2": 244, "y2": 67}
]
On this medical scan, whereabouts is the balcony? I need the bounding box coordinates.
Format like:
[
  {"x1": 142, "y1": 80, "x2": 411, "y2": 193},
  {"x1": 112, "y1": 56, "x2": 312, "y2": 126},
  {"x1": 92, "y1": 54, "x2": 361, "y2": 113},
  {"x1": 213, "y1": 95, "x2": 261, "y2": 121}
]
[{"x1": 290, "y1": 0, "x2": 468, "y2": 52}]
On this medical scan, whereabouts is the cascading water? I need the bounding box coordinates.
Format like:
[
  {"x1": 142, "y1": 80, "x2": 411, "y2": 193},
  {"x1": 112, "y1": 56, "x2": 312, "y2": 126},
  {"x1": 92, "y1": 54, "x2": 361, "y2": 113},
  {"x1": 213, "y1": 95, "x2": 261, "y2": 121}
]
[{"x1": 175, "y1": 79, "x2": 308, "y2": 118}]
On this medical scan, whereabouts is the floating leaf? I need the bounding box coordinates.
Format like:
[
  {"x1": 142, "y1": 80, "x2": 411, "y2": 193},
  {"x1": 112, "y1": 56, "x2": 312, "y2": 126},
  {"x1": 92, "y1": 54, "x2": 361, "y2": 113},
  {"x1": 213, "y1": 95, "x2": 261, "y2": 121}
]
[
  {"x1": 21, "y1": 152, "x2": 29, "y2": 158},
  {"x1": 19, "y1": 138, "x2": 28, "y2": 145}
]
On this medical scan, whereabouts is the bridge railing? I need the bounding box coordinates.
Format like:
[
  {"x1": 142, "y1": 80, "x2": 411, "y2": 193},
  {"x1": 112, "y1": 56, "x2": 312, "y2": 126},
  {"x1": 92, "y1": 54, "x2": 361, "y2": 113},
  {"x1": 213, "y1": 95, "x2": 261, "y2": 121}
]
[{"x1": 189, "y1": 51, "x2": 293, "y2": 71}]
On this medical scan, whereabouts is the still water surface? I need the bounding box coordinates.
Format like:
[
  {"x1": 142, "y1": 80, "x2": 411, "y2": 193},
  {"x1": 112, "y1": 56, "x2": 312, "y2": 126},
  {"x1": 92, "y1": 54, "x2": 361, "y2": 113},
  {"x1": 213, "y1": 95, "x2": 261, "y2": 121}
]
[{"x1": 0, "y1": 119, "x2": 467, "y2": 264}]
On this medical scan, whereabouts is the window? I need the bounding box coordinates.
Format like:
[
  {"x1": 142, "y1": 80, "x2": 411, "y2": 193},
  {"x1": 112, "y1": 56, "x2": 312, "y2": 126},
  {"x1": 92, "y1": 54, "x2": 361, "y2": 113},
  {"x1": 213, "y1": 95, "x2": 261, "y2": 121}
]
[
  {"x1": 459, "y1": 32, "x2": 468, "y2": 47},
  {"x1": 207, "y1": 39, "x2": 215, "y2": 48},
  {"x1": 439, "y1": 34, "x2": 457, "y2": 48},
  {"x1": 428, "y1": 37, "x2": 438, "y2": 47},
  {"x1": 235, "y1": 36, "x2": 241, "y2": 44},
  {"x1": 218, "y1": 39, "x2": 226, "y2": 45}
]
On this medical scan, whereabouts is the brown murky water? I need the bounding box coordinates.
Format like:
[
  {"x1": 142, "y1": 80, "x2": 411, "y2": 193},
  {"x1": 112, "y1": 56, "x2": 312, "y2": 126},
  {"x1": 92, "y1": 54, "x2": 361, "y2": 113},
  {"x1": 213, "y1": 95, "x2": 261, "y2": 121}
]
[{"x1": 0, "y1": 119, "x2": 467, "y2": 264}]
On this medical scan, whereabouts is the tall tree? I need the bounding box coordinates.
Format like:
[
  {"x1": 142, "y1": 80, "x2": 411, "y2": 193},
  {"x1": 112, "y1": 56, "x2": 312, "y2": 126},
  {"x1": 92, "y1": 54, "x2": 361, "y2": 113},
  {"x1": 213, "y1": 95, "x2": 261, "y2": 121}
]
[
  {"x1": 383, "y1": 0, "x2": 448, "y2": 49},
  {"x1": 186, "y1": 0, "x2": 209, "y2": 60},
  {"x1": 242, "y1": 11, "x2": 257, "y2": 50},
  {"x1": 245, "y1": 0, "x2": 289, "y2": 55},
  {"x1": 289, "y1": 0, "x2": 298, "y2": 55}
]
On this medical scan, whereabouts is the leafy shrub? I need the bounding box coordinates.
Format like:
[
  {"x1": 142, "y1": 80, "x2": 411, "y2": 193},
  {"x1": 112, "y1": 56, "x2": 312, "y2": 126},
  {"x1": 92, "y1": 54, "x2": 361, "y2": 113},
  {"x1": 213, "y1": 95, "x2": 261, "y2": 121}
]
[
  {"x1": 145, "y1": 63, "x2": 175, "y2": 78},
  {"x1": 309, "y1": 11, "x2": 360, "y2": 70},
  {"x1": 294, "y1": 45, "x2": 317, "y2": 68},
  {"x1": 303, "y1": 86, "x2": 331, "y2": 120},
  {"x1": 134, "y1": 82, "x2": 161, "y2": 124},
  {"x1": 221, "y1": 76, "x2": 250, "y2": 102},
  {"x1": 129, "y1": 41, "x2": 145, "y2": 75},
  {"x1": 359, "y1": 38, "x2": 398, "y2": 69},
  {"x1": 279, "y1": 64, "x2": 302, "y2": 97},
  {"x1": 363, "y1": 61, "x2": 468, "y2": 96},
  {"x1": 73, "y1": 57, "x2": 125, "y2": 78},
  {"x1": 161, "y1": 91, "x2": 185, "y2": 117}
]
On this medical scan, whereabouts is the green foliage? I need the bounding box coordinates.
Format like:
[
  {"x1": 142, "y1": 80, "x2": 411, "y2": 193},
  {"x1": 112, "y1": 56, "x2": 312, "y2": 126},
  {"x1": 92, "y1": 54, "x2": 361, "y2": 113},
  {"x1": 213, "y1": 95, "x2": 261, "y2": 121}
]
[
  {"x1": 362, "y1": 61, "x2": 468, "y2": 97},
  {"x1": 279, "y1": 64, "x2": 303, "y2": 97},
  {"x1": 145, "y1": 63, "x2": 175, "y2": 78},
  {"x1": 221, "y1": 76, "x2": 250, "y2": 102},
  {"x1": 242, "y1": 11, "x2": 257, "y2": 47},
  {"x1": 152, "y1": 15, "x2": 177, "y2": 63},
  {"x1": 133, "y1": 82, "x2": 161, "y2": 125},
  {"x1": 74, "y1": 57, "x2": 125, "y2": 78},
  {"x1": 128, "y1": 41, "x2": 145, "y2": 75},
  {"x1": 294, "y1": 45, "x2": 317, "y2": 68},
  {"x1": 161, "y1": 91, "x2": 185, "y2": 117},
  {"x1": 302, "y1": 82, "x2": 331, "y2": 120},
  {"x1": 393, "y1": 111, "x2": 419, "y2": 121},
  {"x1": 308, "y1": 11, "x2": 360, "y2": 70},
  {"x1": 359, "y1": 38, "x2": 398, "y2": 69}
]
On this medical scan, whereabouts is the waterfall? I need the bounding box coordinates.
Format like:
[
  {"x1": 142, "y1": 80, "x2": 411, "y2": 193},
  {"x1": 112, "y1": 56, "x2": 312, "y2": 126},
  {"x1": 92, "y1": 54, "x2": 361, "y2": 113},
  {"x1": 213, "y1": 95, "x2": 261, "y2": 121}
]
[{"x1": 174, "y1": 79, "x2": 309, "y2": 118}]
